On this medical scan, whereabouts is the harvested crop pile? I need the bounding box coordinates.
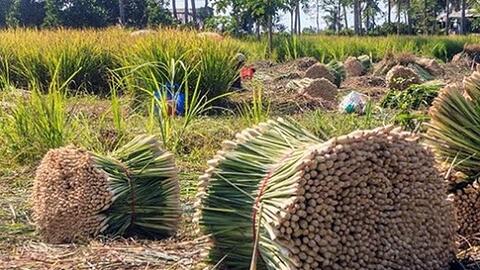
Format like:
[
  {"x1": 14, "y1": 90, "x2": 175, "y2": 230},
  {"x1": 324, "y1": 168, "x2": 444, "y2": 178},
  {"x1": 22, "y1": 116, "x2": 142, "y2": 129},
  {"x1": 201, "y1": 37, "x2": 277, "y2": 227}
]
[
  {"x1": 305, "y1": 63, "x2": 336, "y2": 84},
  {"x1": 386, "y1": 65, "x2": 421, "y2": 90},
  {"x1": 374, "y1": 53, "x2": 413, "y2": 76},
  {"x1": 416, "y1": 58, "x2": 444, "y2": 77},
  {"x1": 326, "y1": 60, "x2": 346, "y2": 87},
  {"x1": 293, "y1": 78, "x2": 338, "y2": 102},
  {"x1": 197, "y1": 32, "x2": 224, "y2": 41},
  {"x1": 344, "y1": 57, "x2": 365, "y2": 77},
  {"x1": 452, "y1": 44, "x2": 480, "y2": 69},
  {"x1": 427, "y1": 68, "x2": 480, "y2": 175},
  {"x1": 453, "y1": 180, "x2": 480, "y2": 245},
  {"x1": 426, "y1": 67, "x2": 480, "y2": 244},
  {"x1": 375, "y1": 53, "x2": 441, "y2": 81},
  {"x1": 197, "y1": 118, "x2": 457, "y2": 270},
  {"x1": 357, "y1": 54, "x2": 372, "y2": 70},
  {"x1": 464, "y1": 44, "x2": 480, "y2": 57},
  {"x1": 32, "y1": 135, "x2": 180, "y2": 244},
  {"x1": 33, "y1": 146, "x2": 112, "y2": 243},
  {"x1": 294, "y1": 57, "x2": 318, "y2": 71},
  {"x1": 130, "y1": 30, "x2": 155, "y2": 37}
]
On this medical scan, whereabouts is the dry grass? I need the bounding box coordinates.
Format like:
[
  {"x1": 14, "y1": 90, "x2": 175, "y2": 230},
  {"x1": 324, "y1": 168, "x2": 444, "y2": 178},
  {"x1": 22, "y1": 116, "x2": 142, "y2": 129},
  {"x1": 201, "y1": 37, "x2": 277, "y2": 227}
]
[
  {"x1": 1, "y1": 237, "x2": 210, "y2": 270},
  {"x1": 464, "y1": 44, "x2": 480, "y2": 55}
]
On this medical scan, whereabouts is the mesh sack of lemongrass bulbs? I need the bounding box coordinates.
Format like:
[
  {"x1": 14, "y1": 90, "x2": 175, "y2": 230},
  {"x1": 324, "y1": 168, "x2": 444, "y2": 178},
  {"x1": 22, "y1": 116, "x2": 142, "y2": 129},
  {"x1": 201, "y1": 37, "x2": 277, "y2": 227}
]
[
  {"x1": 426, "y1": 66, "x2": 480, "y2": 245},
  {"x1": 32, "y1": 135, "x2": 180, "y2": 243},
  {"x1": 196, "y1": 118, "x2": 456, "y2": 270}
]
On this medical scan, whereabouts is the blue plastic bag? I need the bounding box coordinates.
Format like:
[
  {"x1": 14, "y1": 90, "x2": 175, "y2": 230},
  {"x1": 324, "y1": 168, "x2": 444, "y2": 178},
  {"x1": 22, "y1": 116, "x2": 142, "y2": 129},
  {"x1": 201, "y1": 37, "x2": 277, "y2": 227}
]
[{"x1": 154, "y1": 83, "x2": 186, "y2": 116}]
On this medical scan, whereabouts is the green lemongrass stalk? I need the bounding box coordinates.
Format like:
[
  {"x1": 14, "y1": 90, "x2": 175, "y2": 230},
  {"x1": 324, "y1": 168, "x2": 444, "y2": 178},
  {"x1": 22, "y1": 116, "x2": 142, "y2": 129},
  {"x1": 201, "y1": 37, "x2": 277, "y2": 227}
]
[
  {"x1": 426, "y1": 68, "x2": 480, "y2": 176},
  {"x1": 197, "y1": 118, "x2": 325, "y2": 269},
  {"x1": 238, "y1": 81, "x2": 271, "y2": 126},
  {"x1": 93, "y1": 134, "x2": 180, "y2": 238},
  {"x1": 0, "y1": 62, "x2": 79, "y2": 163}
]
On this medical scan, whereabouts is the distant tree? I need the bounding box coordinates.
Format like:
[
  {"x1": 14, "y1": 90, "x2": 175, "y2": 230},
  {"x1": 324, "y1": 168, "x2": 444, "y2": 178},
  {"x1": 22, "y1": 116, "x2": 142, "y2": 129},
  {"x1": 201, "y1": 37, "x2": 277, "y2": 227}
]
[
  {"x1": 353, "y1": 0, "x2": 361, "y2": 34},
  {"x1": 43, "y1": 0, "x2": 62, "y2": 27},
  {"x1": 320, "y1": 0, "x2": 343, "y2": 32},
  {"x1": 21, "y1": 0, "x2": 46, "y2": 27},
  {"x1": 191, "y1": 0, "x2": 197, "y2": 27},
  {"x1": 0, "y1": 0, "x2": 13, "y2": 28},
  {"x1": 363, "y1": 0, "x2": 382, "y2": 32},
  {"x1": 146, "y1": 0, "x2": 173, "y2": 26},
  {"x1": 172, "y1": 0, "x2": 177, "y2": 19},
  {"x1": 119, "y1": 0, "x2": 126, "y2": 25}
]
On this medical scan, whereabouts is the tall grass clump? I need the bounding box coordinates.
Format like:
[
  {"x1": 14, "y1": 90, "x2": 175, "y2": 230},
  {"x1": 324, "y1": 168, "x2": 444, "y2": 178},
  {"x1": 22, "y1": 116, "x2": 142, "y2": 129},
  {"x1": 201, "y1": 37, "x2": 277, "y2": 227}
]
[
  {"x1": 0, "y1": 66, "x2": 76, "y2": 163},
  {"x1": 273, "y1": 35, "x2": 323, "y2": 62},
  {"x1": 120, "y1": 30, "x2": 240, "y2": 99},
  {"x1": 118, "y1": 57, "x2": 226, "y2": 152},
  {"x1": 238, "y1": 81, "x2": 270, "y2": 125},
  {"x1": 0, "y1": 29, "x2": 117, "y2": 94}
]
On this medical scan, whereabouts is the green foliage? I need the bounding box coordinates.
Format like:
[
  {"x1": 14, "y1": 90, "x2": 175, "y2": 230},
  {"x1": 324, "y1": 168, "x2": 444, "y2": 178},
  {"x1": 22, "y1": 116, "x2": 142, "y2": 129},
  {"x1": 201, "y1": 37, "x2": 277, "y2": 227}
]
[
  {"x1": 0, "y1": 65, "x2": 76, "y2": 163},
  {"x1": 43, "y1": 0, "x2": 172, "y2": 28},
  {"x1": 274, "y1": 35, "x2": 321, "y2": 62},
  {"x1": 0, "y1": 29, "x2": 240, "y2": 96},
  {"x1": 119, "y1": 34, "x2": 240, "y2": 99},
  {"x1": 326, "y1": 59, "x2": 346, "y2": 87},
  {"x1": 119, "y1": 58, "x2": 228, "y2": 152},
  {"x1": 237, "y1": 81, "x2": 270, "y2": 125},
  {"x1": 381, "y1": 82, "x2": 443, "y2": 131},
  {"x1": 43, "y1": 0, "x2": 62, "y2": 27},
  {"x1": 146, "y1": 0, "x2": 173, "y2": 26},
  {"x1": 381, "y1": 81, "x2": 443, "y2": 110},
  {"x1": 204, "y1": 15, "x2": 238, "y2": 35},
  {"x1": 428, "y1": 39, "x2": 465, "y2": 62}
]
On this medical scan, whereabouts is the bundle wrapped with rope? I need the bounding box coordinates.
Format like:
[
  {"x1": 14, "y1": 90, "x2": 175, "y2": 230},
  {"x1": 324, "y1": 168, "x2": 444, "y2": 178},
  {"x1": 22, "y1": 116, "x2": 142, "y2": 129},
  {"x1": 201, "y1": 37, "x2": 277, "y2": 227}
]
[
  {"x1": 196, "y1": 118, "x2": 456, "y2": 270},
  {"x1": 426, "y1": 67, "x2": 480, "y2": 244},
  {"x1": 32, "y1": 135, "x2": 180, "y2": 244}
]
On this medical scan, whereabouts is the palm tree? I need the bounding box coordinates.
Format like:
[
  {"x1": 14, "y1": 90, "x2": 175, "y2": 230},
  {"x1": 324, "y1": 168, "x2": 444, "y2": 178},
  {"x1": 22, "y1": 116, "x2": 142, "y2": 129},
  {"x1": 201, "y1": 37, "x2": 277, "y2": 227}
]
[
  {"x1": 387, "y1": 0, "x2": 391, "y2": 24},
  {"x1": 184, "y1": 0, "x2": 189, "y2": 23},
  {"x1": 363, "y1": 0, "x2": 381, "y2": 32},
  {"x1": 119, "y1": 0, "x2": 125, "y2": 25},
  {"x1": 342, "y1": 0, "x2": 349, "y2": 29},
  {"x1": 296, "y1": 1, "x2": 301, "y2": 34},
  {"x1": 446, "y1": 0, "x2": 450, "y2": 35},
  {"x1": 191, "y1": 0, "x2": 197, "y2": 27},
  {"x1": 354, "y1": 0, "x2": 360, "y2": 34},
  {"x1": 396, "y1": 0, "x2": 401, "y2": 34},
  {"x1": 460, "y1": 0, "x2": 466, "y2": 34},
  {"x1": 406, "y1": 0, "x2": 412, "y2": 34},
  {"x1": 172, "y1": 0, "x2": 177, "y2": 20}
]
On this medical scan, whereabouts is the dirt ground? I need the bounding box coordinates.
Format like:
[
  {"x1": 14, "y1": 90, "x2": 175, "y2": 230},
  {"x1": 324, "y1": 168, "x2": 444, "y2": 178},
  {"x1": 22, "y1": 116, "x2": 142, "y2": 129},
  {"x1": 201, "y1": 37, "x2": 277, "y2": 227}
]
[{"x1": 233, "y1": 56, "x2": 475, "y2": 116}]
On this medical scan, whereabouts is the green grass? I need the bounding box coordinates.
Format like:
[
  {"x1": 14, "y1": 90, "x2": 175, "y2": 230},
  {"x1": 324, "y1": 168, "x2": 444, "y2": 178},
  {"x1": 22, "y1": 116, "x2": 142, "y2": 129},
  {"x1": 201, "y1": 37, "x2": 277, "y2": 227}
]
[{"x1": 0, "y1": 29, "x2": 479, "y2": 96}]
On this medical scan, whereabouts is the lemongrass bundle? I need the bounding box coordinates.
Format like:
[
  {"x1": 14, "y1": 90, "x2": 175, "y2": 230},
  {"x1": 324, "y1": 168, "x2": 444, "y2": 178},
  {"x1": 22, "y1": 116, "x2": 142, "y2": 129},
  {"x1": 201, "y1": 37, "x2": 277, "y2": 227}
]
[
  {"x1": 197, "y1": 118, "x2": 456, "y2": 270},
  {"x1": 426, "y1": 67, "x2": 480, "y2": 243},
  {"x1": 32, "y1": 135, "x2": 179, "y2": 243}
]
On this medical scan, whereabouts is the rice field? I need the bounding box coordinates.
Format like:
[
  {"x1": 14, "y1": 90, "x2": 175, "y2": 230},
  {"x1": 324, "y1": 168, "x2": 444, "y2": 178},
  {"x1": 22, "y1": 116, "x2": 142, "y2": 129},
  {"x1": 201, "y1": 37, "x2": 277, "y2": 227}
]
[{"x1": 1, "y1": 28, "x2": 480, "y2": 269}]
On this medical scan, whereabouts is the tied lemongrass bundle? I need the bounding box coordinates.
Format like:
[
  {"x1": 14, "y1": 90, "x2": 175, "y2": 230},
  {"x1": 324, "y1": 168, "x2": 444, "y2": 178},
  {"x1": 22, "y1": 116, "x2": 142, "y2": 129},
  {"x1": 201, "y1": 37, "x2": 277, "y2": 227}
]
[
  {"x1": 32, "y1": 135, "x2": 180, "y2": 243},
  {"x1": 426, "y1": 66, "x2": 480, "y2": 243},
  {"x1": 196, "y1": 118, "x2": 456, "y2": 270}
]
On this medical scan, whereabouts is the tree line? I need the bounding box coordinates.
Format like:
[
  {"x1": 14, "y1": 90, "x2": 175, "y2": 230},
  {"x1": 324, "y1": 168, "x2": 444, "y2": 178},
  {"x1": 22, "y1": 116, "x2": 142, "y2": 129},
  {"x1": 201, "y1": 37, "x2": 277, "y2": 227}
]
[
  {"x1": 214, "y1": 0, "x2": 479, "y2": 36},
  {"x1": 0, "y1": 0, "x2": 478, "y2": 35},
  {"x1": 0, "y1": 0, "x2": 174, "y2": 28}
]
